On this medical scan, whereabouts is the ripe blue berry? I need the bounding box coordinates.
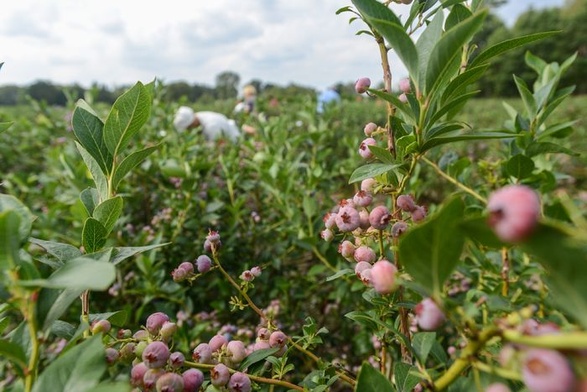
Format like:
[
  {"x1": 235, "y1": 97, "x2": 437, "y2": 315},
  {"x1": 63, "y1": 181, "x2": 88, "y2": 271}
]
[
  {"x1": 397, "y1": 194, "x2": 416, "y2": 212},
  {"x1": 169, "y1": 351, "x2": 185, "y2": 368},
  {"x1": 182, "y1": 369, "x2": 204, "y2": 392},
  {"x1": 196, "y1": 255, "x2": 212, "y2": 273}
]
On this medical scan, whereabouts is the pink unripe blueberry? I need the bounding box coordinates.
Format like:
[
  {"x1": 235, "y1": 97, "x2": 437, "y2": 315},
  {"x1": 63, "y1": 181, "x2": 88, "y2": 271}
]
[
  {"x1": 196, "y1": 255, "x2": 212, "y2": 273},
  {"x1": 240, "y1": 270, "x2": 254, "y2": 281},
  {"x1": 228, "y1": 372, "x2": 252, "y2": 392},
  {"x1": 133, "y1": 329, "x2": 149, "y2": 341},
  {"x1": 209, "y1": 334, "x2": 228, "y2": 352},
  {"x1": 411, "y1": 205, "x2": 427, "y2": 223},
  {"x1": 354, "y1": 245, "x2": 376, "y2": 264},
  {"x1": 359, "y1": 138, "x2": 377, "y2": 159},
  {"x1": 338, "y1": 240, "x2": 356, "y2": 260},
  {"x1": 364, "y1": 122, "x2": 378, "y2": 136},
  {"x1": 142, "y1": 341, "x2": 171, "y2": 369},
  {"x1": 131, "y1": 362, "x2": 149, "y2": 388},
  {"x1": 323, "y1": 212, "x2": 336, "y2": 229},
  {"x1": 119, "y1": 342, "x2": 136, "y2": 363},
  {"x1": 253, "y1": 340, "x2": 271, "y2": 351},
  {"x1": 415, "y1": 298, "x2": 446, "y2": 331},
  {"x1": 486, "y1": 383, "x2": 511, "y2": 392},
  {"x1": 369, "y1": 205, "x2": 392, "y2": 230},
  {"x1": 335, "y1": 206, "x2": 361, "y2": 232},
  {"x1": 269, "y1": 331, "x2": 288, "y2": 348},
  {"x1": 355, "y1": 261, "x2": 372, "y2": 278},
  {"x1": 251, "y1": 266, "x2": 262, "y2": 277},
  {"x1": 391, "y1": 221, "x2": 409, "y2": 237},
  {"x1": 211, "y1": 363, "x2": 231, "y2": 387},
  {"x1": 146, "y1": 312, "x2": 170, "y2": 335},
  {"x1": 399, "y1": 93, "x2": 408, "y2": 103},
  {"x1": 134, "y1": 341, "x2": 148, "y2": 359},
  {"x1": 397, "y1": 194, "x2": 416, "y2": 212},
  {"x1": 171, "y1": 267, "x2": 188, "y2": 282},
  {"x1": 399, "y1": 78, "x2": 411, "y2": 94},
  {"x1": 227, "y1": 340, "x2": 247, "y2": 364},
  {"x1": 155, "y1": 372, "x2": 184, "y2": 392},
  {"x1": 359, "y1": 210, "x2": 371, "y2": 230},
  {"x1": 487, "y1": 184, "x2": 541, "y2": 243},
  {"x1": 178, "y1": 261, "x2": 194, "y2": 274},
  {"x1": 91, "y1": 319, "x2": 111, "y2": 335},
  {"x1": 160, "y1": 321, "x2": 177, "y2": 340},
  {"x1": 321, "y1": 228, "x2": 334, "y2": 242},
  {"x1": 360, "y1": 268, "x2": 372, "y2": 285},
  {"x1": 355, "y1": 77, "x2": 371, "y2": 94},
  {"x1": 522, "y1": 349, "x2": 575, "y2": 392},
  {"x1": 361, "y1": 178, "x2": 377, "y2": 192},
  {"x1": 353, "y1": 190, "x2": 373, "y2": 207},
  {"x1": 169, "y1": 351, "x2": 185, "y2": 368},
  {"x1": 370, "y1": 259, "x2": 398, "y2": 294},
  {"x1": 182, "y1": 369, "x2": 204, "y2": 392},
  {"x1": 143, "y1": 368, "x2": 165, "y2": 391},
  {"x1": 192, "y1": 343, "x2": 212, "y2": 363},
  {"x1": 257, "y1": 327, "x2": 270, "y2": 340},
  {"x1": 105, "y1": 347, "x2": 119, "y2": 365}
]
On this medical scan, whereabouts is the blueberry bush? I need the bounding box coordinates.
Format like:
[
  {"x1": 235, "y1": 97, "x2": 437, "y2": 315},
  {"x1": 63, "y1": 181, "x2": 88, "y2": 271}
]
[{"x1": 1, "y1": 1, "x2": 586, "y2": 391}]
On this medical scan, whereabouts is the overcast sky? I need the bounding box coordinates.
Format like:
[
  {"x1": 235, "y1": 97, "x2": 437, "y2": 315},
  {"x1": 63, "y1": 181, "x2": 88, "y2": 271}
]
[{"x1": 0, "y1": 0, "x2": 564, "y2": 91}]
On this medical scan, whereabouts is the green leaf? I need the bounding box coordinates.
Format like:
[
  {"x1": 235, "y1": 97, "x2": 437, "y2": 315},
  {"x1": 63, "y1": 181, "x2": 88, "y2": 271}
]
[
  {"x1": 76, "y1": 143, "x2": 109, "y2": 202},
  {"x1": 238, "y1": 347, "x2": 280, "y2": 371},
  {"x1": 326, "y1": 268, "x2": 354, "y2": 282},
  {"x1": 525, "y1": 51, "x2": 548, "y2": 74},
  {"x1": 526, "y1": 142, "x2": 578, "y2": 157},
  {"x1": 111, "y1": 144, "x2": 159, "y2": 190},
  {"x1": 367, "y1": 89, "x2": 415, "y2": 121},
  {"x1": 93, "y1": 196, "x2": 123, "y2": 235},
  {"x1": 416, "y1": 10, "x2": 444, "y2": 93},
  {"x1": 426, "y1": 11, "x2": 486, "y2": 95},
  {"x1": 513, "y1": 75, "x2": 537, "y2": 117},
  {"x1": 537, "y1": 120, "x2": 576, "y2": 140},
  {"x1": 368, "y1": 145, "x2": 395, "y2": 164},
  {"x1": 80, "y1": 188, "x2": 99, "y2": 216},
  {"x1": 460, "y1": 216, "x2": 504, "y2": 249},
  {"x1": 0, "y1": 339, "x2": 27, "y2": 376},
  {"x1": 110, "y1": 243, "x2": 170, "y2": 265},
  {"x1": 29, "y1": 238, "x2": 82, "y2": 263},
  {"x1": 349, "y1": 163, "x2": 401, "y2": 184},
  {"x1": 420, "y1": 130, "x2": 515, "y2": 152},
  {"x1": 0, "y1": 121, "x2": 13, "y2": 133},
  {"x1": 394, "y1": 362, "x2": 421, "y2": 392},
  {"x1": 444, "y1": 3, "x2": 472, "y2": 30},
  {"x1": 82, "y1": 218, "x2": 107, "y2": 254},
  {"x1": 441, "y1": 64, "x2": 489, "y2": 104},
  {"x1": 470, "y1": 31, "x2": 560, "y2": 68},
  {"x1": 0, "y1": 194, "x2": 35, "y2": 242},
  {"x1": 521, "y1": 222, "x2": 587, "y2": 328},
  {"x1": 40, "y1": 288, "x2": 85, "y2": 331},
  {"x1": 86, "y1": 382, "x2": 132, "y2": 392},
  {"x1": 351, "y1": 0, "x2": 418, "y2": 83},
  {"x1": 399, "y1": 197, "x2": 465, "y2": 296},
  {"x1": 103, "y1": 82, "x2": 152, "y2": 157},
  {"x1": 355, "y1": 362, "x2": 395, "y2": 392},
  {"x1": 412, "y1": 332, "x2": 436, "y2": 364},
  {"x1": 426, "y1": 91, "x2": 479, "y2": 128},
  {"x1": 32, "y1": 335, "x2": 107, "y2": 392},
  {"x1": 0, "y1": 211, "x2": 21, "y2": 271},
  {"x1": 22, "y1": 258, "x2": 115, "y2": 291},
  {"x1": 72, "y1": 106, "x2": 112, "y2": 174},
  {"x1": 506, "y1": 154, "x2": 535, "y2": 179},
  {"x1": 89, "y1": 310, "x2": 127, "y2": 327}
]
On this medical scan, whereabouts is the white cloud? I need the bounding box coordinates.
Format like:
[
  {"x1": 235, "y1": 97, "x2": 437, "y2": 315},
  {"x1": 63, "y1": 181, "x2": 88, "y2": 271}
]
[{"x1": 0, "y1": 0, "x2": 565, "y2": 91}]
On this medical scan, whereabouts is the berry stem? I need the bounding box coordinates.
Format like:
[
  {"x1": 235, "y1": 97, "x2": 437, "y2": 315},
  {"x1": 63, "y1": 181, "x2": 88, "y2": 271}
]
[
  {"x1": 502, "y1": 329, "x2": 587, "y2": 349},
  {"x1": 501, "y1": 247, "x2": 510, "y2": 297},
  {"x1": 374, "y1": 30, "x2": 396, "y2": 157},
  {"x1": 24, "y1": 291, "x2": 40, "y2": 392}
]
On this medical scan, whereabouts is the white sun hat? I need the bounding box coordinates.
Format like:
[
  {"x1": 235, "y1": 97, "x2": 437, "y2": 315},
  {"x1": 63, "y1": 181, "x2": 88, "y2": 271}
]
[{"x1": 173, "y1": 106, "x2": 196, "y2": 132}]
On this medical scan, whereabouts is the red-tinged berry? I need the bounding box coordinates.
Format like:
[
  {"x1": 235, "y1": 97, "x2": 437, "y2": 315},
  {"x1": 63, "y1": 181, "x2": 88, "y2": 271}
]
[
  {"x1": 192, "y1": 343, "x2": 212, "y2": 363},
  {"x1": 134, "y1": 329, "x2": 149, "y2": 341},
  {"x1": 355, "y1": 261, "x2": 372, "y2": 278},
  {"x1": 391, "y1": 221, "x2": 408, "y2": 237},
  {"x1": 91, "y1": 319, "x2": 111, "y2": 335},
  {"x1": 160, "y1": 321, "x2": 177, "y2": 341},
  {"x1": 359, "y1": 138, "x2": 377, "y2": 159},
  {"x1": 211, "y1": 363, "x2": 231, "y2": 387},
  {"x1": 364, "y1": 122, "x2": 378, "y2": 136},
  {"x1": 143, "y1": 368, "x2": 165, "y2": 391},
  {"x1": 360, "y1": 268, "x2": 372, "y2": 286},
  {"x1": 486, "y1": 383, "x2": 511, "y2": 392},
  {"x1": 353, "y1": 190, "x2": 373, "y2": 207},
  {"x1": 178, "y1": 261, "x2": 194, "y2": 274},
  {"x1": 397, "y1": 194, "x2": 416, "y2": 212},
  {"x1": 253, "y1": 340, "x2": 271, "y2": 351},
  {"x1": 370, "y1": 259, "x2": 398, "y2": 294},
  {"x1": 257, "y1": 327, "x2": 270, "y2": 340},
  {"x1": 105, "y1": 347, "x2": 119, "y2": 365},
  {"x1": 146, "y1": 312, "x2": 170, "y2": 335},
  {"x1": 522, "y1": 348, "x2": 575, "y2": 392},
  {"x1": 415, "y1": 298, "x2": 446, "y2": 331},
  {"x1": 169, "y1": 351, "x2": 185, "y2": 368},
  {"x1": 228, "y1": 372, "x2": 252, "y2": 392},
  {"x1": 335, "y1": 206, "x2": 361, "y2": 232},
  {"x1": 338, "y1": 240, "x2": 356, "y2": 260},
  {"x1": 182, "y1": 369, "x2": 204, "y2": 392},
  {"x1": 196, "y1": 255, "x2": 212, "y2": 273},
  {"x1": 227, "y1": 340, "x2": 247, "y2": 364},
  {"x1": 209, "y1": 334, "x2": 228, "y2": 352},
  {"x1": 251, "y1": 266, "x2": 262, "y2": 277},
  {"x1": 119, "y1": 343, "x2": 136, "y2": 363},
  {"x1": 411, "y1": 205, "x2": 427, "y2": 223},
  {"x1": 323, "y1": 212, "x2": 336, "y2": 229},
  {"x1": 361, "y1": 178, "x2": 377, "y2": 192},
  {"x1": 320, "y1": 228, "x2": 334, "y2": 242},
  {"x1": 269, "y1": 331, "x2": 287, "y2": 348},
  {"x1": 240, "y1": 270, "x2": 254, "y2": 281},
  {"x1": 355, "y1": 77, "x2": 371, "y2": 94},
  {"x1": 369, "y1": 205, "x2": 392, "y2": 230},
  {"x1": 354, "y1": 245, "x2": 376, "y2": 264},
  {"x1": 142, "y1": 341, "x2": 170, "y2": 369},
  {"x1": 487, "y1": 185, "x2": 541, "y2": 243},
  {"x1": 131, "y1": 362, "x2": 149, "y2": 388},
  {"x1": 156, "y1": 372, "x2": 184, "y2": 392},
  {"x1": 399, "y1": 78, "x2": 411, "y2": 93},
  {"x1": 359, "y1": 210, "x2": 371, "y2": 230}
]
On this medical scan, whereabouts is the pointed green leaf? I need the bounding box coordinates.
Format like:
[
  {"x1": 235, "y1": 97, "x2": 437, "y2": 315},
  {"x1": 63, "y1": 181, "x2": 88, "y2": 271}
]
[
  {"x1": 0, "y1": 121, "x2": 12, "y2": 133},
  {"x1": 80, "y1": 188, "x2": 100, "y2": 216},
  {"x1": 445, "y1": 4, "x2": 472, "y2": 30},
  {"x1": 93, "y1": 196, "x2": 123, "y2": 235},
  {"x1": 0, "y1": 194, "x2": 35, "y2": 241},
  {"x1": 399, "y1": 197, "x2": 465, "y2": 297},
  {"x1": 513, "y1": 75, "x2": 537, "y2": 117},
  {"x1": 103, "y1": 82, "x2": 152, "y2": 156},
  {"x1": 412, "y1": 332, "x2": 436, "y2": 364},
  {"x1": 0, "y1": 339, "x2": 27, "y2": 376},
  {"x1": 0, "y1": 211, "x2": 21, "y2": 271},
  {"x1": 112, "y1": 144, "x2": 159, "y2": 190},
  {"x1": 506, "y1": 154, "x2": 535, "y2": 179},
  {"x1": 525, "y1": 51, "x2": 548, "y2": 75},
  {"x1": 526, "y1": 142, "x2": 578, "y2": 157},
  {"x1": 76, "y1": 143, "x2": 109, "y2": 202},
  {"x1": 40, "y1": 288, "x2": 85, "y2": 331},
  {"x1": 355, "y1": 362, "x2": 395, "y2": 392},
  {"x1": 238, "y1": 347, "x2": 280, "y2": 371},
  {"x1": 110, "y1": 243, "x2": 169, "y2": 265},
  {"x1": 367, "y1": 89, "x2": 416, "y2": 121},
  {"x1": 349, "y1": 163, "x2": 401, "y2": 184},
  {"x1": 368, "y1": 145, "x2": 395, "y2": 164},
  {"x1": 441, "y1": 64, "x2": 489, "y2": 104},
  {"x1": 22, "y1": 258, "x2": 115, "y2": 291},
  {"x1": 426, "y1": 11, "x2": 486, "y2": 95},
  {"x1": 82, "y1": 218, "x2": 107, "y2": 254},
  {"x1": 419, "y1": 130, "x2": 516, "y2": 152},
  {"x1": 72, "y1": 106, "x2": 112, "y2": 174},
  {"x1": 351, "y1": 0, "x2": 418, "y2": 82},
  {"x1": 426, "y1": 91, "x2": 479, "y2": 128},
  {"x1": 416, "y1": 9, "x2": 444, "y2": 93},
  {"x1": 29, "y1": 238, "x2": 82, "y2": 264},
  {"x1": 470, "y1": 31, "x2": 559, "y2": 68},
  {"x1": 538, "y1": 85, "x2": 575, "y2": 125},
  {"x1": 394, "y1": 362, "x2": 421, "y2": 392},
  {"x1": 32, "y1": 335, "x2": 107, "y2": 392}
]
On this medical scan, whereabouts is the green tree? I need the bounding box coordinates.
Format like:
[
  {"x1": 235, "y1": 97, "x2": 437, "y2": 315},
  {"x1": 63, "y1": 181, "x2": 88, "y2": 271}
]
[{"x1": 215, "y1": 71, "x2": 240, "y2": 100}]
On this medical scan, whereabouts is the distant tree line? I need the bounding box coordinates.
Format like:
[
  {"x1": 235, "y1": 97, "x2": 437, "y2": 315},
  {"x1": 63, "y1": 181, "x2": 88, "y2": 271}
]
[{"x1": 0, "y1": 0, "x2": 584, "y2": 106}]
